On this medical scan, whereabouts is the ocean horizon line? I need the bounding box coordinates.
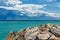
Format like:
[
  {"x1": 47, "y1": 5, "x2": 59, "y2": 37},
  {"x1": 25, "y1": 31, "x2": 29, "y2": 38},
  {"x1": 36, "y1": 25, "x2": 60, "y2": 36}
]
[{"x1": 0, "y1": 20, "x2": 60, "y2": 21}]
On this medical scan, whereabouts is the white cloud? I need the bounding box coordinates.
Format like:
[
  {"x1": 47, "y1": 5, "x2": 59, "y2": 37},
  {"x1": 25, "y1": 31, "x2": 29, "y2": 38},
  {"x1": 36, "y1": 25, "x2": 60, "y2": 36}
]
[
  {"x1": 0, "y1": 4, "x2": 47, "y2": 10},
  {"x1": 5, "y1": 0, "x2": 22, "y2": 6},
  {"x1": 23, "y1": 9, "x2": 60, "y2": 17},
  {"x1": 0, "y1": 3, "x2": 60, "y2": 18},
  {"x1": 0, "y1": 6, "x2": 15, "y2": 10},
  {"x1": 0, "y1": 4, "x2": 47, "y2": 17},
  {"x1": 44, "y1": 12, "x2": 60, "y2": 17},
  {"x1": 0, "y1": 4, "x2": 47, "y2": 13}
]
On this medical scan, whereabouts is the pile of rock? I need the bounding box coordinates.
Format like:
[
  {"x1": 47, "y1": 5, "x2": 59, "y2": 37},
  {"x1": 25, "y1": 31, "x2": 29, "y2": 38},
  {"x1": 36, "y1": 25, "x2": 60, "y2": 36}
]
[{"x1": 5, "y1": 24, "x2": 60, "y2": 40}]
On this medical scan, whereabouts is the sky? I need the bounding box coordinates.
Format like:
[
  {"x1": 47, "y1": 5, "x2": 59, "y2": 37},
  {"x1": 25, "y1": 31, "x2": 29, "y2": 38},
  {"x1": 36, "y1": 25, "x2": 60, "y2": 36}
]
[{"x1": 0, "y1": 0, "x2": 60, "y2": 20}]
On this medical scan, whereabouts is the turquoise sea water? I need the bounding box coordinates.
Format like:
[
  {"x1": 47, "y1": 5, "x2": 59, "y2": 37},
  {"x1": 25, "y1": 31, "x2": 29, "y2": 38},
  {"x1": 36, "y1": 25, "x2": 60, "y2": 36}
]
[{"x1": 0, "y1": 20, "x2": 60, "y2": 40}]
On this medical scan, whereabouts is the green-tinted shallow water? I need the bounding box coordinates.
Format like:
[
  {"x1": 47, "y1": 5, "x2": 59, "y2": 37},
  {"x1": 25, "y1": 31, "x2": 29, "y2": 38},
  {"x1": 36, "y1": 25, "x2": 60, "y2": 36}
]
[{"x1": 0, "y1": 20, "x2": 60, "y2": 40}]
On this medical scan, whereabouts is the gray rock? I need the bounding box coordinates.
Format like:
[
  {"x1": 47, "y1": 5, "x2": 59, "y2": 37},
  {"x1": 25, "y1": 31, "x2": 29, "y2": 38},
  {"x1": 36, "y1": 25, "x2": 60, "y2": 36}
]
[{"x1": 49, "y1": 28, "x2": 60, "y2": 37}]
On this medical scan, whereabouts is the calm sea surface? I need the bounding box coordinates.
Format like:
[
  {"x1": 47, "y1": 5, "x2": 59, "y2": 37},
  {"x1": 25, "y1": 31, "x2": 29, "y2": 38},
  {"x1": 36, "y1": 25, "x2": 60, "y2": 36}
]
[{"x1": 0, "y1": 20, "x2": 60, "y2": 40}]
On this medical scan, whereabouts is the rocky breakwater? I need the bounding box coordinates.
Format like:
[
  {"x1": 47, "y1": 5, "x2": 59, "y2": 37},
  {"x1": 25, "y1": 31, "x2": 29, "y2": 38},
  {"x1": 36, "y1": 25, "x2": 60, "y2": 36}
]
[{"x1": 5, "y1": 24, "x2": 60, "y2": 40}]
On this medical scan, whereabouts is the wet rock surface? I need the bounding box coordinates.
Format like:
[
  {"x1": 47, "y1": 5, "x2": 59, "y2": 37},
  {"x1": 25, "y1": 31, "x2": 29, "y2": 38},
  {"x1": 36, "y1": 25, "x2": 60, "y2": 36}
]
[{"x1": 5, "y1": 24, "x2": 60, "y2": 40}]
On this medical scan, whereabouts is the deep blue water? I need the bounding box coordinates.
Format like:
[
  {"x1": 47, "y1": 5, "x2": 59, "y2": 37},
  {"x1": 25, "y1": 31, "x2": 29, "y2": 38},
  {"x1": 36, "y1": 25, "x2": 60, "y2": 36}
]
[{"x1": 0, "y1": 20, "x2": 60, "y2": 40}]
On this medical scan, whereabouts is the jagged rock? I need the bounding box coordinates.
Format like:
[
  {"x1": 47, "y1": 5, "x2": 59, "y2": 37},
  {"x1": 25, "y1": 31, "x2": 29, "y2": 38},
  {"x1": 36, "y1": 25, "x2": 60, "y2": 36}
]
[
  {"x1": 38, "y1": 34, "x2": 50, "y2": 40},
  {"x1": 25, "y1": 27, "x2": 40, "y2": 40},
  {"x1": 49, "y1": 35, "x2": 57, "y2": 39},
  {"x1": 38, "y1": 27, "x2": 47, "y2": 32},
  {"x1": 49, "y1": 28, "x2": 60, "y2": 37},
  {"x1": 17, "y1": 29, "x2": 26, "y2": 36},
  {"x1": 52, "y1": 27, "x2": 56, "y2": 29},
  {"x1": 57, "y1": 27, "x2": 60, "y2": 29},
  {"x1": 45, "y1": 24, "x2": 54, "y2": 28},
  {"x1": 25, "y1": 27, "x2": 31, "y2": 32},
  {"x1": 42, "y1": 30, "x2": 52, "y2": 35},
  {"x1": 5, "y1": 31, "x2": 16, "y2": 40},
  {"x1": 5, "y1": 30, "x2": 26, "y2": 40},
  {"x1": 5, "y1": 24, "x2": 60, "y2": 40},
  {"x1": 13, "y1": 34, "x2": 25, "y2": 40},
  {"x1": 55, "y1": 37, "x2": 60, "y2": 40},
  {"x1": 13, "y1": 29, "x2": 26, "y2": 40}
]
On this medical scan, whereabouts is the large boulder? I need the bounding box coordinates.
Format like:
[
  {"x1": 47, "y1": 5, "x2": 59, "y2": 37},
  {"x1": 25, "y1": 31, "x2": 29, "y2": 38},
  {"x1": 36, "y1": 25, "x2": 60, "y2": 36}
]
[
  {"x1": 25, "y1": 27, "x2": 40, "y2": 40},
  {"x1": 49, "y1": 28, "x2": 60, "y2": 37},
  {"x1": 5, "y1": 31, "x2": 16, "y2": 40},
  {"x1": 17, "y1": 29, "x2": 26, "y2": 36},
  {"x1": 49, "y1": 35, "x2": 57, "y2": 39},
  {"x1": 38, "y1": 27, "x2": 47, "y2": 32},
  {"x1": 5, "y1": 30, "x2": 26, "y2": 40},
  {"x1": 38, "y1": 34, "x2": 50, "y2": 40},
  {"x1": 13, "y1": 34, "x2": 25, "y2": 40},
  {"x1": 56, "y1": 27, "x2": 60, "y2": 29},
  {"x1": 45, "y1": 24, "x2": 54, "y2": 28}
]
